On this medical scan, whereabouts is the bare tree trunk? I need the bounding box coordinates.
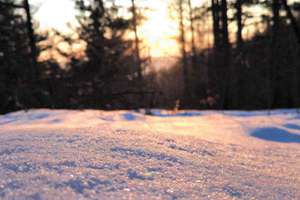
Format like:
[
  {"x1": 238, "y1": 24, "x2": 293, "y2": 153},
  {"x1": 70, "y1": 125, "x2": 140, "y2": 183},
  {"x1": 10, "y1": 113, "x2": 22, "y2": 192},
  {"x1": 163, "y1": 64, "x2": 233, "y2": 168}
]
[
  {"x1": 268, "y1": 0, "x2": 280, "y2": 110},
  {"x1": 211, "y1": 0, "x2": 231, "y2": 109},
  {"x1": 280, "y1": 0, "x2": 300, "y2": 110},
  {"x1": 188, "y1": 0, "x2": 197, "y2": 70},
  {"x1": 235, "y1": 0, "x2": 243, "y2": 48},
  {"x1": 220, "y1": 0, "x2": 232, "y2": 109},
  {"x1": 220, "y1": 0, "x2": 229, "y2": 49},
  {"x1": 211, "y1": 0, "x2": 221, "y2": 49},
  {"x1": 131, "y1": 0, "x2": 145, "y2": 109},
  {"x1": 24, "y1": 0, "x2": 37, "y2": 79},
  {"x1": 131, "y1": 0, "x2": 143, "y2": 82},
  {"x1": 178, "y1": 0, "x2": 190, "y2": 98}
]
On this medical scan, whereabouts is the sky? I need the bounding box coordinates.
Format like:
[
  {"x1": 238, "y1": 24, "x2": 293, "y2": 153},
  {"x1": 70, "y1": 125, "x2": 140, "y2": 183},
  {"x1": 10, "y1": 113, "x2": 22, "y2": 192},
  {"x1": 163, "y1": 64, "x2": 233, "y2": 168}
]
[
  {"x1": 32, "y1": 0, "x2": 77, "y2": 31},
  {"x1": 31, "y1": 0, "x2": 181, "y2": 57}
]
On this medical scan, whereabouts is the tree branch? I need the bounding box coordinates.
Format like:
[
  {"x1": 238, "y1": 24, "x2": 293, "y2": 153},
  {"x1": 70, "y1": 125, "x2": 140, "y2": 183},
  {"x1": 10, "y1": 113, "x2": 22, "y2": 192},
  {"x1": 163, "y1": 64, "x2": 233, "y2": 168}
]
[{"x1": 0, "y1": 1, "x2": 23, "y2": 9}]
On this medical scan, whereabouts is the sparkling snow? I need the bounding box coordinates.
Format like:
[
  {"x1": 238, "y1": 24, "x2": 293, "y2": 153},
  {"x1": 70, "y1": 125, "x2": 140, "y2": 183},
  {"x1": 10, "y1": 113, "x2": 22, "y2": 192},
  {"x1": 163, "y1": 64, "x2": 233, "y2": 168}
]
[{"x1": 0, "y1": 109, "x2": 299, "y2": 199}]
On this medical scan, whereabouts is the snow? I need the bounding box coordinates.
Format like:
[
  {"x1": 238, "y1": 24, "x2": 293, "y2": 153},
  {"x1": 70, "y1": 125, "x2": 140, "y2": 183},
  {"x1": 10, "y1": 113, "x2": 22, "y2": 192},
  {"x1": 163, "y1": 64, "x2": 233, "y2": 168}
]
[{"x1": 0, "y1": 109, "x2": 300, "y2": 199}]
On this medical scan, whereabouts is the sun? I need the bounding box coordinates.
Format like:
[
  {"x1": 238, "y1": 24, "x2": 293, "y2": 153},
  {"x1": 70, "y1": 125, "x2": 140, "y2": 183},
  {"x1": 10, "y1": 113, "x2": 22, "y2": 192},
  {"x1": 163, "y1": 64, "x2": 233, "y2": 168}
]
[{"x1": 138, "y1": 0, "x2": 180, "y2": 57}]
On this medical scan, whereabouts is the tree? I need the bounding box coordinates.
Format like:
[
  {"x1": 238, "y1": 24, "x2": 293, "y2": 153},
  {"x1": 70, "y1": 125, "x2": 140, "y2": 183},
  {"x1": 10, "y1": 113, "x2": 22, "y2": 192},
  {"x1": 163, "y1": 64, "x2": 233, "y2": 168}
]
[
  {"x1": 187, "y1": 0, "x2": 197, "y2": 70},
  {"x1": 281, "y1": 0, "x2": 300, "y2": 45},
  {"x1": 24, "y1": 0, "x2": 38, "y2": 78},
  {"x1": 268, "y1": 0, "x2": 280, "y2": 109},
  {"x1": 130, "y1": 0, "x2": 143, "y2": 82},
  {"x1": 280, "y1": 0, "x2": 300, "y2": 110},
  {"x1": 178, "y1": 0, "x2": 190, "y2": 98},
  {"x1": 235, "y1": 0, "x2": 243, "y2": 48},
  {"x1": 209, "y1": 0, "x2": 232, "y2": 108},
  {"x1": 130, "y1": 0, "x2": 150, "y2": 109},
  {"x1": 0, "y1": 0, "x2": 37, "y2": 113},
  {"x1": 72, "y1": 0, "x2": 144, "y2": 108},
  {"x1": 211, "y1": 0, "x2": 222, "y2": 49}
]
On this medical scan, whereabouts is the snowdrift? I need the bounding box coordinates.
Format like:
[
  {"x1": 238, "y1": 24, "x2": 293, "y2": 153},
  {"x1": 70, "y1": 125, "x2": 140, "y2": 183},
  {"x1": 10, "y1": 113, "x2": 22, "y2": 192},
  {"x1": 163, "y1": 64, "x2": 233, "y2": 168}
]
[{"x1": 0, "y1": 109, "x2": 299, "y2": 199}]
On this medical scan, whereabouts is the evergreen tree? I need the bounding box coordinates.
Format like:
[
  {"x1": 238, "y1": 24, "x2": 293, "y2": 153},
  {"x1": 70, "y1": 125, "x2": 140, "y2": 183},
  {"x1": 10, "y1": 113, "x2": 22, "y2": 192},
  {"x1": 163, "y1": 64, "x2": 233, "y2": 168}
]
[{"x1": 72, "y1": 0, "x2": 143, "y2": 108}]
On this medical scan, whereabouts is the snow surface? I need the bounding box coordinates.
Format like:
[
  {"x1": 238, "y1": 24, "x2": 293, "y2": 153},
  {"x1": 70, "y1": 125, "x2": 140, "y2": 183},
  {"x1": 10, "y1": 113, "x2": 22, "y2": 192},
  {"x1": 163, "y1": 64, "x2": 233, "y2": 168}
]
[{"x1": 0, "y1": 109, "x2": 300, "y2": 199}]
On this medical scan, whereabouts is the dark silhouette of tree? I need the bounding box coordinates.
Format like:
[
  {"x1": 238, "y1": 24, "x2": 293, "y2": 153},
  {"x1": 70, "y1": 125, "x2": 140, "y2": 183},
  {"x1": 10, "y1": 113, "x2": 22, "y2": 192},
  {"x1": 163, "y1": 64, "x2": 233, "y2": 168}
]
[
  {"x1": 0, "y1": 0, "x2": 40, "y2": 113},
  {"x1": 211, "y1": 0, "x2": 222, "y2": 49},
  {"x1": 24, "y1": 0, "x2": 37, "y2": 78},
  {"x1": 71, "y1": 0, "x2": 145, "y2": 108},
  {"x1": 280, "y1": 0, "x2": 300, "y2": 108},
  {"x1": 188, "y1": 0, "x2": 197, "y2": 70},
  {"x1": 130, "y1": 0, "x2": 143, "y2": 82},
  {"x1": 281, "y1": 0, "x2": 300, "y2": 44},
  {"x1": 177, "y1": 0, "x2": 190, "y2": 99},
  {"x1": 235, "y1": 0, "x2": 243, "y2": 48}
]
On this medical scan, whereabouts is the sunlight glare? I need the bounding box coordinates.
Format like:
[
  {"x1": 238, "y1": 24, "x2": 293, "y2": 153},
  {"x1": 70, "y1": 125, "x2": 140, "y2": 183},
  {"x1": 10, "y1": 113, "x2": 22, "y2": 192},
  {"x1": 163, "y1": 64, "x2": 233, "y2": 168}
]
[
  {"x1": 33, "y1": 0, "x2": 180, "y2": 57},
  {"x1": 138, "y1": 0, "x2": 179, "y2": 57},
  {"x1": 34, "y1": 0, "x2": 76, "y2": 32}
]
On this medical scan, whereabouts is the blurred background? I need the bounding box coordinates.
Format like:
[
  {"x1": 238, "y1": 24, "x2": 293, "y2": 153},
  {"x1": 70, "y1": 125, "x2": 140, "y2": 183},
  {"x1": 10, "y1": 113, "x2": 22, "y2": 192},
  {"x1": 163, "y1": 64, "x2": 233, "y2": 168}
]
[{"x1": 1, "y1": 0, "x2": 300, "y2": 113}]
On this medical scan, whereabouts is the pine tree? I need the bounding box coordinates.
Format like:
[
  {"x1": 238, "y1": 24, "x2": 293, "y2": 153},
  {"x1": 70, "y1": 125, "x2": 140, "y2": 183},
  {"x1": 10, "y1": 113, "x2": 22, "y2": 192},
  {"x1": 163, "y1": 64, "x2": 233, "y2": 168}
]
[
  {"x1": 72, "y1": 0, "x2": 143, "y2": 108},
  {"x1": 0, "y1": 0, "x2": 33, "y2": 112}
]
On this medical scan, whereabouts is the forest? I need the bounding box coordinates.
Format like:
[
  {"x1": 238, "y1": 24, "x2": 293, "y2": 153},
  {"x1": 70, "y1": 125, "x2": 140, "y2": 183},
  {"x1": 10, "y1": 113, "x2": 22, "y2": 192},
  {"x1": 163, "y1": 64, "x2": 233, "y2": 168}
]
[{"x1": 1, "y1": 0, "x2": 300, "y2": 114}]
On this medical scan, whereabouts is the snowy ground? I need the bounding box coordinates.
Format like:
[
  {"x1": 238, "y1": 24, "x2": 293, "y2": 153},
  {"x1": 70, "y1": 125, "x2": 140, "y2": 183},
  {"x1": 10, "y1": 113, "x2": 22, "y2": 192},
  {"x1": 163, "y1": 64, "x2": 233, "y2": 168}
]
[{"x1": 0, "y1": 109, "x2": 300, "y2": 199}]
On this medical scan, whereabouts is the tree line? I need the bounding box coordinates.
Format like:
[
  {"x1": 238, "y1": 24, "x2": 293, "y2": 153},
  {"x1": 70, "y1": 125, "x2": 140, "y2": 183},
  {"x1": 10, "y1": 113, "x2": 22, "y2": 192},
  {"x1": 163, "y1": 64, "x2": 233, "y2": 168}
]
[
  {"x1": 0, "y1": 0, "x2": 300, "y2": 114},
  {"x1": 159, "y1": 0, "x2": 300, "y2": 110}
]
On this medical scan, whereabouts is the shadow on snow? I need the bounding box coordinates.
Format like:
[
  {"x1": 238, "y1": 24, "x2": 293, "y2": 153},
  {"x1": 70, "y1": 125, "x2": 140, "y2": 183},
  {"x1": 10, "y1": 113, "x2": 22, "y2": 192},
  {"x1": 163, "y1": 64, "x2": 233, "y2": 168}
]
[
  {"x1": 250, "y1": 127, "x2": 300, "y2": 143},
  {"x1": 284, "y1": 123, "x2": 300, "y2": 131},
  {"x1": 148, "y1": 110, "x2": 202, "y2": 118}
]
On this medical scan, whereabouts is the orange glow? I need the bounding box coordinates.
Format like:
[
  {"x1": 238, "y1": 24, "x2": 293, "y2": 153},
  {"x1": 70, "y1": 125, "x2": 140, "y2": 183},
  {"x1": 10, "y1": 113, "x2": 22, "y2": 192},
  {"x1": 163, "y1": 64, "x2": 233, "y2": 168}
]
[
  {"x1": 138, "y1": 1, "x2": 180, "y2": 57},
  {"x1": 34, "y1": 0, "x2": 183, "y2": 58}
]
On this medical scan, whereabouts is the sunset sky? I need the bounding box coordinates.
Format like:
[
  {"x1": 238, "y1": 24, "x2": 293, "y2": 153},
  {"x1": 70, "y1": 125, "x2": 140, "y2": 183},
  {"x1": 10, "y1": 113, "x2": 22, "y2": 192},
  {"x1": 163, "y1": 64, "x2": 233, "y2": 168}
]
[{"x1": 32, "y1": 0, "x2": 188, "y2": 57}]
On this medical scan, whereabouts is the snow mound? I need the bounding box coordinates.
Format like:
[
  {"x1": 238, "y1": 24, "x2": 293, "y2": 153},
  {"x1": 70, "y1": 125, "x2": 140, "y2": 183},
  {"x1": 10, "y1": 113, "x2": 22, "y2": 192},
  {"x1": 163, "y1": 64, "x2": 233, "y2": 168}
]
[{"x1": 0, "y1": 109, "x2": 300, "y2": 199}]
